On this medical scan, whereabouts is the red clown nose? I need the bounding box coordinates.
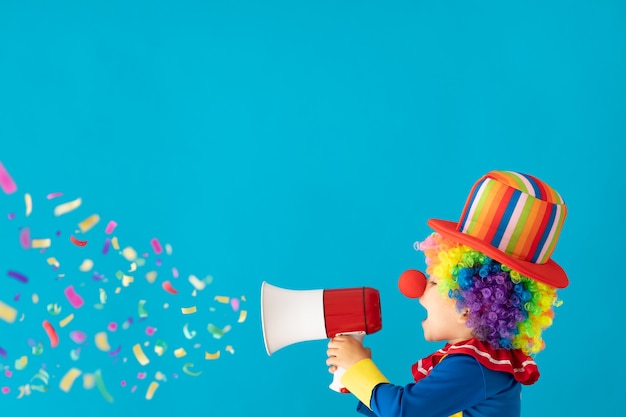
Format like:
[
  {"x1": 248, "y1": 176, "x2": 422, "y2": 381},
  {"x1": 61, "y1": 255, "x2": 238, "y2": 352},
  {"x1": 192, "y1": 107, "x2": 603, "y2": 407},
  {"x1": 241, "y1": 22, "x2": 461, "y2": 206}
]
[{"x1": 398, "y1": 269, "x2": 427, "y2": 298}]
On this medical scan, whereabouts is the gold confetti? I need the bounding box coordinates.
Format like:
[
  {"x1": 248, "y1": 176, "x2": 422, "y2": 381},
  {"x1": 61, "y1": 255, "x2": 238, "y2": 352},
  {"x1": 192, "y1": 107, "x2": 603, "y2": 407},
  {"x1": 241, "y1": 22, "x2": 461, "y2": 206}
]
[
  {"x1": 59, "y1": 313, "x2": 74, "y2": 327},
  {"x1": 214, "y1": 295, "x2": 230, "y2": 304},
  {"x1": 95, "y1": 332, "x2": 111, "y2": 352},
  {"x1": 31, "y1": 238, "x2": 51, "y2": 249},
  {"x1": 59, "y1": 368, "x2": 82, "y2": 392},
  {"x1": 173, "y1": 348, "x2": 187, "y2": 358},
  {"x1": 78, "y1": 214, "x2": 100, "y2": 232},
  {"x1": 238, "y1": 310, "x2": 248, "y2": 323},
  {"x1": 181, "y1": 306, "x2": 197, "y2": 315},
  {"x1": 145, "y1": 381, "x2": 159, "y2": 400},
  {"x1": 205, "y1": 351, "x2": 220, "y2": 360},
  {"x1": 24, "y1": 193, "x2": 32, "y2": 216},
  {"x1": 133, "y1": 344, "x2": 150, "y2": 365},
  {"x1": 0, "y1": 300, "x2": 18, "y2": 324},
  {"x1": 78, "y1": 259, "x2": 94, "y2": 272}
]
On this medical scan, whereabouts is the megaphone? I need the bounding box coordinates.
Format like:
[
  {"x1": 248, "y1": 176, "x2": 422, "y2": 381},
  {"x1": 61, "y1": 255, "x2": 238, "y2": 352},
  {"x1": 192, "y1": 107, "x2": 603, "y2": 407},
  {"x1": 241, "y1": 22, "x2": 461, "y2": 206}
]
[{"x1": 260, "y1": 281, "x2": 382, "y2": 393}]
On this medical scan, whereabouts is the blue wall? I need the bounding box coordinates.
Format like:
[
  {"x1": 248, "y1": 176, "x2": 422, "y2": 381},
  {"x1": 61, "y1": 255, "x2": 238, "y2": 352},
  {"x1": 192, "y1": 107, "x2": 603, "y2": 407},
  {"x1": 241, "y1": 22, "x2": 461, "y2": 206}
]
[{"x1": 1, "y1": 1, "x2": 623, "y2": 416}]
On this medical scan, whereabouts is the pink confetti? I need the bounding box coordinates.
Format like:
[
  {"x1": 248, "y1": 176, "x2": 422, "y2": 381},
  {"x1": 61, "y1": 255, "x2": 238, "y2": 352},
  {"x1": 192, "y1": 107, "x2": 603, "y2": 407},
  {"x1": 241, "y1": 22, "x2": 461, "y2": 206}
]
[
  {"x1": 4, "y1": 370, "x2": 11, "y2": 377},
  {"x1": 137, "y1": 372, "x2": 147, "y2": 380},
  {"x1": 19, "y1": 227, "x2": 31, "y2": 249},
  {"x1": 131, "y1": 385, "x2": 138, "y2": 393},
  {"x1": 120, "y1": 380, "x2": 127, "y2": 387},
  {"x1": 150, "y1": 238, "x2": 163, "y2": 255},
  {"x1": 107, "y1": 322, "x2": 118, "y2": 331},
  {"x1": 64, "y1": 285, "x2": 84, "y2": 308},
  {"x1": 69, "y1": 330, "x2": 87, "y2": 344},
  {"x1": 1, "y1": 387, "x2": 10, "y2": 395},
  {"x1": 104, "y1": 220, "x2": 117, "y2": 234},
  {"x1": 162, "y1": 280, "x2": 178, "y2": 295},
  {"x1": 0, "y1": 162, "x2": 17, "y2": 194},
  {"x1": 230, "y1": 298, "x2": 240, "y2": 312},
  {"x1": 46, "y1": 192, "x2": 63, "y2": 199},
  {"x1": 145, "y1": 326, "x2": 156, "y2": 336},
  {"x1": 172, "y1": 267, "x2": 179, "y2": 278}
]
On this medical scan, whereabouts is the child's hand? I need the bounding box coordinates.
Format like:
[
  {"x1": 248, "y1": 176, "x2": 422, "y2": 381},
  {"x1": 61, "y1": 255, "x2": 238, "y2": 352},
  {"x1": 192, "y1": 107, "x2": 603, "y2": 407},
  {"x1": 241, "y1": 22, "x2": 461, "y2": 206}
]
[{"x1": 326, "y1": 335, "x2": 372, "y2": 374}]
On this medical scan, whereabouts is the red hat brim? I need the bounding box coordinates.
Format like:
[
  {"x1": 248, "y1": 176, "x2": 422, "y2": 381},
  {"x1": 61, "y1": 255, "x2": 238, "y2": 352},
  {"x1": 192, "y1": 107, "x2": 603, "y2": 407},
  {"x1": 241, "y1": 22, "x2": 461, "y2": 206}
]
[{"x1": 428, "y1": 219, "x2": 569, "y2": 289}]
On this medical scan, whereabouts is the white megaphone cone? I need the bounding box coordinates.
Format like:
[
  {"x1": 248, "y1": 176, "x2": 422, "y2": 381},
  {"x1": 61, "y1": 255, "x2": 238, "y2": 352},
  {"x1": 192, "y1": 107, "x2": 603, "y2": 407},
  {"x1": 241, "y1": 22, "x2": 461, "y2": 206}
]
[{"x1": 260, "y1": 281, "x2": 382, "y2": 393}]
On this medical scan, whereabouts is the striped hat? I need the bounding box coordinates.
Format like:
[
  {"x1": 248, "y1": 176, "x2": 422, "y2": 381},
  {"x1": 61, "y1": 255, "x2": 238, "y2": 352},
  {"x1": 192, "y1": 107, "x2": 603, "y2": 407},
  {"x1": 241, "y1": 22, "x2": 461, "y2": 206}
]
[{"x1": 428, "y1": 170, "x2": 568, "y2": 288}]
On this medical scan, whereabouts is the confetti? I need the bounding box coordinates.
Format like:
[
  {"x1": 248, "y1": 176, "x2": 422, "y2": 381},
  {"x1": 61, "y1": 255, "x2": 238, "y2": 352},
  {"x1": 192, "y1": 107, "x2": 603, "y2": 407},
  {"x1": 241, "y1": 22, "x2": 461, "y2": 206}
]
[
  {"x1": 181, "y1": 306, "x2": 196, "y2": 315},
  {"x1": 94, "y1": 370, "x2": 113, "y2": 403},
  {"x1": 0, "y1": 300, "x2": 18, "y2": 324},
  {"x1": 204, "y1": 351, "x2": 220, "y2": 360},
  {"x1": 237, "y1": 310, "x2": 248, "y2": 323},
  {"x1": 214, "y1": 295, "x2": 229, "y2": 304},
  {"x1": 46, "y1": 257, "x2": 60, "y2": 268},
  {"x1": 19, "y1": 227, "x2": 31, "y2": 249},
  {"x1": 69, "y1": 331, "x2": 87, "y2": 344},
  {"x1": 83, "y1": 373, "x2": 95, "y2": 389},
  {"x1": 0, "y1": 162, "x2": 17, "y2": 194},
  {"x1": 132, "y1": 344, "x2": 150, "y2": 366},
  {"x1": 42, "y1": 320, "x2": 59, "y2": 348},
  {"x1": 31, "y1": 238, "x2": 51, "y2": 249},
  {"x1": 173, "y1": 348, "x2": 186, "y2": 358},
  {"x1": 59, "y1": 368, "x2": 82, "y2": 392},
  {"x1": 64, "y1": 285, "x2": 84, "y2": 308},
  {"x1": 78, "y1": 259, "x2": 93, "y2": 272},
  {"x1": 145, "y1": 381, "x2": 159, "y2": 400},
  {"x1": 138, "y1": 300, "x2": 148, "y2": 318},
  {"x1": 95, "y1": 332, "x2": 111, "y2": 352},
  {"x1": 121, "y1": 247, "x2": 137, "y2": 262},
  {"x1": 46, "y1": 192, "x2": 63, "y2": 199},
  {"x1": 182, "y1": 323, "x2": 196, "y2": 340},
  {"x1": 14, "y1": 356, "x2": 28, "y2": 370},
  {"x1": 207, "y1": 323, "x2": 231, "y2": 339},
  {"x1": 161, "y1": 280, "x2": 178, "y2": 294},
  {"x1": 46, "y1": 303, "x2": 61, "y2": 315},
  {"x1": 7, "y1": 270, "x2": 28, "y2": 283},
  {"x1": 182, "y1": 363, "x2": 202, "y2": 376},
  {"x1": 104, "y1": 220, "x2": 117, "y2": 234},
  {"x1": 154, "y1": 340, "x2": 167, "y2": 356},
  {"x1": 78, "y1": 214, "x2": 100, "y2": 232},
  {"x1": 59, "y1": 314, "x2": 74, "y2": 327},
  {"x1": 70, "y1": 235, "x2": 88, "y2": 247},
  {"x1": 24, "y1": 193, "x2": 32, "y2": 216},
  {"x1": 150, "y1": 238, "x2": 162, "y2": 255},
  {"x1": 145, "y1": 271, "x2": 157, "y2": 283},
  {"x1": 53, "y1": 198, "x2": 82, "y2": 216}
]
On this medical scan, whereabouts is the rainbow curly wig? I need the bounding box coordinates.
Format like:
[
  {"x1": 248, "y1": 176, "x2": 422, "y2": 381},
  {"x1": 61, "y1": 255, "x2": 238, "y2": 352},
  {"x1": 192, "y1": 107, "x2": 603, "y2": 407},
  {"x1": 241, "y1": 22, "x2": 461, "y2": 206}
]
[{"x1": 418, "y1": 232, "x2": 562, "y2": 355}]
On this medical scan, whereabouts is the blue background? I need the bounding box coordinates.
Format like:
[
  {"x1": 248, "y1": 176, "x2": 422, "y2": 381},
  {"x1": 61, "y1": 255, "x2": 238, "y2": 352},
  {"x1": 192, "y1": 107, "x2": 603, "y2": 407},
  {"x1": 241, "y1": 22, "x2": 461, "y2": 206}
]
[{"x1": 1, "y1": 1, "x2": 624, "y2": 416}]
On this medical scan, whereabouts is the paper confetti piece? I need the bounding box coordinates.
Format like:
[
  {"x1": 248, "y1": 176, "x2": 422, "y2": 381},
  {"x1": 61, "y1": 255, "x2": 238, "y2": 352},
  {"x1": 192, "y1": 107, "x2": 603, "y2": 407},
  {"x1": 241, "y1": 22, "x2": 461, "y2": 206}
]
[
  {"x1": 70, "y1": 235, "x2": 88, "y2": 247},
  {"x1": 121, "y1": 247, "x2": 137, "y2": 262},
  {"x1": 205, "y1": 351, "x2": 220, "y2": 360},
  {"x1": 78, "y1": 258, "x2": 93, "y2": 272},
  {"x1": 173, "y1": 348, "x2": 187, "y2": 358},
  {"x1": 46, "y1": 192, "x2": 63, "y2": 199},
  {"x1": 53, "y1": 198, "x2": 82, "y2": 216},
  {"x1": 182, "y1": 363, "x2": 202, "y2": 376},
  {"x1": 237, "y1": 310, "x2": 248, "y2": 323},
  {"x1": 47, "y1": 303, "x2": 61, "y2": 315},
  {"x1": 24, "y1": 193, "x2": 32, "y2": 216},
  {"x1": 145, "y1": 271, "x2": 157, "y2": 283},
  {"x1": 162, "y1": 280, "x2": 178, "y2": 294},
  {"x1": 150, "y1": 238, "x2": 162, "y2": 254},
  {"x1": 214, "y1": 295, "x2": 230, "y2": 304},
  {"x1": 19, "y1": 227, "x2": 31, "y2": 249},
  {"x1": 32, "y1": 293, "x2": 39, "y2": 304},
  {"x1": 138, "y1": 299, "x2": 148, "y2": 318},
  {"x1": 31, "y1": 238, "x2": 51, "y2": 249},
  {"x1": 7, "y1": 270, "x2": 28, "y2": 283},
  {"x1": 207, "y1": 323, "x2": 231, "y2": 339},
  {"x1": 132, "y1": 344, "x2": 150, "y2": 365},
  {"x1": 78, "y1": 214, "x2": 100, "y2": 232},
  {"x1": 59, "y1": 313, "x2": 74, "y2": 327},
  {"x1": 104, "y1": 220, "x2": 117, "y2": 234},
  {"x1": 182, "y1": 323, "x2": 196, "y2": 339},
  {"x1": 69, "y1": 330, "x2": 87, "y2": 344},
  {"x1": 225, "y1": 345, "x2": 235, "y2": 354},
  {"x1": 154, "y1": 340, "x2": 167, "y2": 356},
  {"x1": 46, "y1": 257, "x2": 60, "y2": 268},
  {"x1": 145, "y1": 381, "x2": 159, "y2": 400},
  {"x1": 94, "y1": 370, "x2": 113, "y2": 403},
  {"x1": 0, "y1": 301, "x2": 17, "y2": 323},
  {"x1": 14, "y1": 356, "x2": 28, "y2": 370},
  {"x1": 64, "y1": 285, "x2": 84, "y2": 308},
  {"x1": 181, "y1": 306, "x2": 196, "y2": 315},
  {"x1": 83, "y1": 373, "x2": 95, "y2": 389},
  {"x1": 0, "y1": 162, "x2": 18, "y2": 194},
  {"x1": 59, "y1": 368, "x2": 82, "y2": 392},
  {"x1": 95, "y1": 332, "x2": 111, "y2": 352},
  {"x1": 42, "y1": 320, "x2": 59, "y2": 347},
  {"x1": 188, "y1": 274, "x2": 205, "y2": 290}
]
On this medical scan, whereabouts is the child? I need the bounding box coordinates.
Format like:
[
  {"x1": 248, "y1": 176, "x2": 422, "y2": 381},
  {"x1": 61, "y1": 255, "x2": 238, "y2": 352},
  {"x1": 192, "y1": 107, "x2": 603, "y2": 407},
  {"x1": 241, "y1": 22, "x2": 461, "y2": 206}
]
[{"x1": 326, "y1": 170, "x2": 568, "y2": 417}]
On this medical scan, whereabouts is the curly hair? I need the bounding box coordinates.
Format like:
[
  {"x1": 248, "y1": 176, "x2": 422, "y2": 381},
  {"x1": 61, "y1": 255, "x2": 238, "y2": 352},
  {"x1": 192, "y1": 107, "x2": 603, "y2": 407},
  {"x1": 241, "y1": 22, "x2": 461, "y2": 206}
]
[{"x1": 417, "y1": 232, "x2": 561, "y2": 355}]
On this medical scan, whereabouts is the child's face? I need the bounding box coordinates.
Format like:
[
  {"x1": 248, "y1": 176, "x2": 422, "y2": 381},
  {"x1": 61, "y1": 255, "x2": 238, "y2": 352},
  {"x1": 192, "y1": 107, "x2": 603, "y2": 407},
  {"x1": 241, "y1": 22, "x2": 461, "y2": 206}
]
[{"x1": 418, "y1": 278, "x2": 473, "y2": 344}]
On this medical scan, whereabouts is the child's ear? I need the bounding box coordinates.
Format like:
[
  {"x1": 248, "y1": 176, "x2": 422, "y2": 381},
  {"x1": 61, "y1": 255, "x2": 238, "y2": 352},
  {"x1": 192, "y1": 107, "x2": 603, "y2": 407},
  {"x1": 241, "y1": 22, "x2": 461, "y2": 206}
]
[{"x1": 457, "y1": 308, "x2": 470, "y2": 324}]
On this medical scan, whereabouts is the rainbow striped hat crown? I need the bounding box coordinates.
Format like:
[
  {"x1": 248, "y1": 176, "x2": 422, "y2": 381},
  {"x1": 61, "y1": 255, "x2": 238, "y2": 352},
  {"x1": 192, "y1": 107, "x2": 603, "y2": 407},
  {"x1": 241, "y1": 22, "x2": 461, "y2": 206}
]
[{"x1": 428, "y1": 170, "x2": 568, "y2": 288}]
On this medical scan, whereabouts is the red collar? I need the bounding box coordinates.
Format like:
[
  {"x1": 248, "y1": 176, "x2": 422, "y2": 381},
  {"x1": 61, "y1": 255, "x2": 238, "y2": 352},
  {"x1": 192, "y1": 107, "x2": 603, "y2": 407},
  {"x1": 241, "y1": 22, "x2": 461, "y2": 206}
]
[{"x1": 411, "y1": 338, "x2": 539, "y2": 385}]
